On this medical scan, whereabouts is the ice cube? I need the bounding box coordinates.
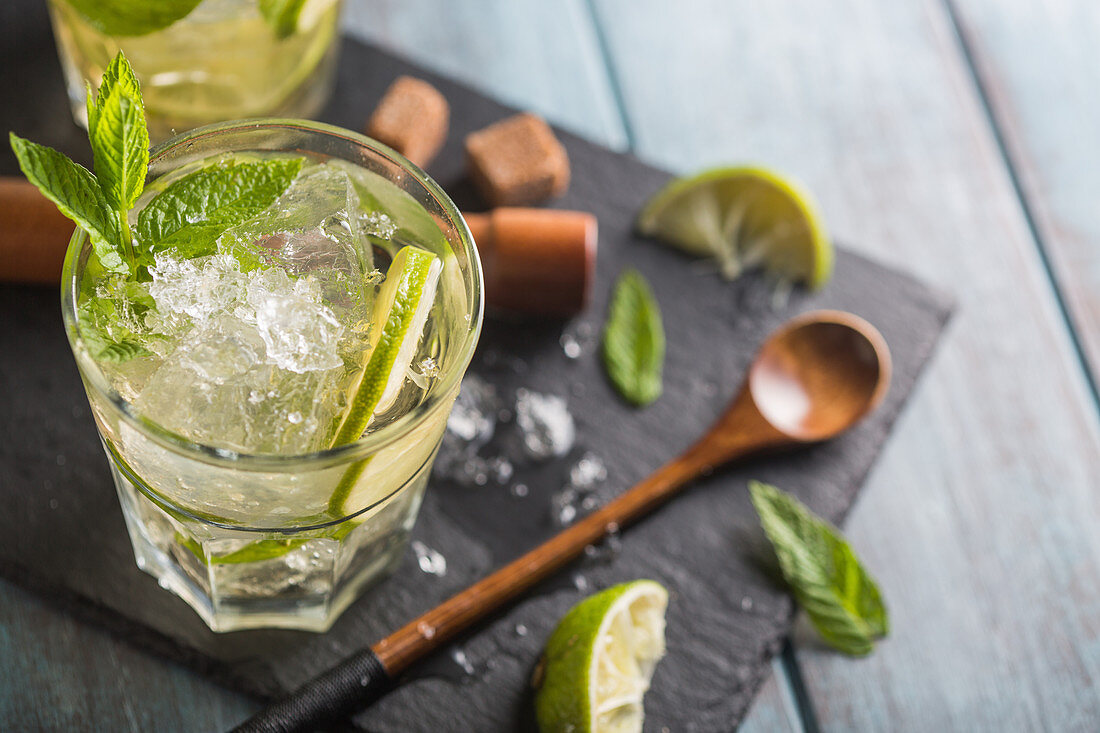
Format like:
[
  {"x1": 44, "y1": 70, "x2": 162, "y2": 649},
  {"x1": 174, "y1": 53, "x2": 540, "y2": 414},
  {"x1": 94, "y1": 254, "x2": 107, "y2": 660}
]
[
  {"x1": 246, "y1": 267, "x2": 344, "y2": 374},
  {"x1": 216, "y1": 162, "x2": 374, "y2": 319}
]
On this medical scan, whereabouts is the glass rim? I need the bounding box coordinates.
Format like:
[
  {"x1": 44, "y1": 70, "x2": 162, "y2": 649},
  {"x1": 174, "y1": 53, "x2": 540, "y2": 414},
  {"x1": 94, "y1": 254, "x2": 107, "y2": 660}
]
[{"x1": 61, "y1": 117, "x2": 484, "y2": 471}]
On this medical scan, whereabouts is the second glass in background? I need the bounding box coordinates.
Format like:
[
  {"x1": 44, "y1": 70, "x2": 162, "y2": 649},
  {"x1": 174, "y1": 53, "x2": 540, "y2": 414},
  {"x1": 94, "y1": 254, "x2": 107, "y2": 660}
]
[{"x1": 48, "y1": 0, "x2": 343, "y2": 140}]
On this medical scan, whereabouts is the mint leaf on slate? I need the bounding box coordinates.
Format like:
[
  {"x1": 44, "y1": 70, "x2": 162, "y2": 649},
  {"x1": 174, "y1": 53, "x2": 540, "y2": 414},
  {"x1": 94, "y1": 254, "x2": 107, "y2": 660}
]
[
  {"x1": 136, "y1": 158, "x2": 304, "y2": 259},
  {"x1": 89, "y1": 54, "x2": 149, "y2": 213},
  {"x1": 259, "y1": 0, "x2": 309, "y2": 39},
  {"x1": 64, "y1": 0, "x2": 203, "y2": 37},
  {"x1": 9, "y1": 133, "x2": 127, "y2": 273},
  {"x1": 749, "y1": 480, "x2": 889, "y2": 656},
  {"x1": 602, "y1": 269, "x2": 665, "y2": 406}
]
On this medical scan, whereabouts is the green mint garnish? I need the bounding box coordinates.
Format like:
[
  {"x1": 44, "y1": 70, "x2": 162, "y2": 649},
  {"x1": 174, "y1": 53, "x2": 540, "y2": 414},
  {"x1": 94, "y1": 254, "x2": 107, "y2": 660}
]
[
  {"x1": 602, "y1": 269, "x2": 664, "y2": 406},
  {"x1": 65, "y1": 0, "x2": 203, "y2": 37},
  {"x1": 749, "y1": 481, "x2": 889, "y2": 656},
  {"x1": 88, "y1": 54, "x2": 149, "y2": 214},
  {"x1": 11, "y1": 51, "x2": 146, "y2": 276},
  {"x1": 259, "y1": 0, "x2": 309, "y2": 39},
  {"x1": 9, "y1": 134, "x2": 128, "y2": 273},
  {"x1": 137, "y1": 157, "x2": 304, "y2": 260},
  {"x1": 9, "y1": 51, "x2": 304, "y2": 367}
]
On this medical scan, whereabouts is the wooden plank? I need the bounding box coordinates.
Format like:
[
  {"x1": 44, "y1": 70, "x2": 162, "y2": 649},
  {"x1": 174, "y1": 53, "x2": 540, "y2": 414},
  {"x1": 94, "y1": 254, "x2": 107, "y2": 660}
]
[
  {"x1": 0, "y1": 578, "x2": 253, "y2": 731},
  {"x1": 590, "y1": 0, "x2": 1100, "y2": 729},
  {"x1": 342, "y1": 0, "x2": 628, "y2": 150},
  {"x1": 947, "y1": 0, "x2": 1100, "y2": 396}
]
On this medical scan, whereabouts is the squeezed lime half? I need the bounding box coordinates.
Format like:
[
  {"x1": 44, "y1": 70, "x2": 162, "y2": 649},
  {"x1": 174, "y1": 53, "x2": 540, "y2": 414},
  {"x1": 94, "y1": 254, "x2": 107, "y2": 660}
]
[
  {"x1": 637, "y1": 166, "x2": 833, "y2": 289},
  {"x1": 535, "y1": 580, "x2": 669, "y2": 733}
]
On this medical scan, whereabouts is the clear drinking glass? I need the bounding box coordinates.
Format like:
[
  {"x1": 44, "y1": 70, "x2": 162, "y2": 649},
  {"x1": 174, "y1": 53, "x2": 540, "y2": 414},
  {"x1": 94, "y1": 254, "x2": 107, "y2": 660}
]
[
  {"x1": 61, "y1": 120, "x2": 483, "y2": 632},
  {"x1": 47, "y1": 0, "x2": 344, "y2": 140}
]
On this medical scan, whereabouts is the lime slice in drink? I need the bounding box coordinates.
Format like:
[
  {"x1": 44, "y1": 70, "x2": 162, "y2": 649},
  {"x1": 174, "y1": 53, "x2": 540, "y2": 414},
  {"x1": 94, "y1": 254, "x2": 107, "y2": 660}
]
[
  {"x1": 636, "y1": 166, "x2": 833, "y2": 289},
  {"x1": 331, "y1": 245, "x2": 441, "y2": 447},
  {"x1": 535, "y1": 580, "x2": 669, "y2": 733}
]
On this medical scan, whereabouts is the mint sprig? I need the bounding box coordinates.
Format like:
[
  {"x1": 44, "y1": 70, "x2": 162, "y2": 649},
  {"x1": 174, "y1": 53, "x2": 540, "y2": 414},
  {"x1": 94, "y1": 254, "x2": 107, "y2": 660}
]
[
  {"x1": 64, "y1": 0, "x2": 203, "y2": 37},
  {"x1": 749, "y1": 481, "x2": 889, "y2": 656},
  {"x1": 602, "y1": 269, "x2": 665, "y2": 406},
  {"x1": 10, "y1": 51, "x2": 304, "y2": 366},
  {"x1": 11, "y1": 51, "x2": 146, "y2": 275}
]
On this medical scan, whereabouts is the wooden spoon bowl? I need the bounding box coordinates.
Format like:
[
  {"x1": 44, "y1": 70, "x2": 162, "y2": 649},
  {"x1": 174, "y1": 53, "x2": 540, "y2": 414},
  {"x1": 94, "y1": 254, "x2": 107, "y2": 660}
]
[{"x1": 750, "y1": 310, "x2": 891, "y2": 442}]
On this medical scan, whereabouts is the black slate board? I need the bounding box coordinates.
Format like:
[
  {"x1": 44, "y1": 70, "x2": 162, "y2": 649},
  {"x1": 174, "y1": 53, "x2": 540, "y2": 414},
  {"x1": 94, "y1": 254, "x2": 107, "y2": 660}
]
[{"x1": 0, "y1": 7, "x2": 953, "y2": 730}]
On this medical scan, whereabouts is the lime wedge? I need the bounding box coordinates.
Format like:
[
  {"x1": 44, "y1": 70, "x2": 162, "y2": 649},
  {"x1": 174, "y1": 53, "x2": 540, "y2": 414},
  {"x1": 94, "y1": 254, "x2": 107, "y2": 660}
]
[
  {"x1": 637, "y1": 166, "x2": 833, "y2": 289},
  {"x1": 535, "y1": 580, "x2": 669, "y2": 733},
  {"x1": 331, "y1": 246, "x2": 441, "y2": 447}
]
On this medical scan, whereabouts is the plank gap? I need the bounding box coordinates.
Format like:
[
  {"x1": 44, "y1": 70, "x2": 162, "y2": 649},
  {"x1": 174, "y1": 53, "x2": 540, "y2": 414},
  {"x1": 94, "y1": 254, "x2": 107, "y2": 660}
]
[
  {"x1": 940, "y1": 0, "x2": 1100, "y2": 414},
  {"x1": 779, "y1": 639, "x2": 821, "y2": 733},
  {"x1": 583, "y1": 0, "x2": 639, "y2": 151}
]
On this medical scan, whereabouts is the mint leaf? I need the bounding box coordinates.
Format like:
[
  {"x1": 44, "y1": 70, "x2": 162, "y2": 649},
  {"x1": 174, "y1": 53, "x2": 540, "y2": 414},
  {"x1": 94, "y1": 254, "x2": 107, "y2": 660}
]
[
  {"x1": 87, "y1": 51, "x2": 142, "y2": 135},
  {"x1": 136, "y1": 158, "x2": 304, "y2": 259},
  {"x1": 749, "y1": 481, "x2": 889, "y2": 655},
  {"x1": 259, "y1": 0, "x2": 309, "y2": 38},
  {"x1": 9, "y1": 133, "x2": 127, "y2": 273},
  {"x1": 89, "y1": 54, "x2": 149, "y2": 212},
  {"x1": 77, "y1": 290, "x2": 156, "y2": 364},
  {"x1": 64, "y1": 0, "x2": 203, "y2": 37},
  {"x1": 602, "y1": 269, "x2": 664, "y2": 406}
]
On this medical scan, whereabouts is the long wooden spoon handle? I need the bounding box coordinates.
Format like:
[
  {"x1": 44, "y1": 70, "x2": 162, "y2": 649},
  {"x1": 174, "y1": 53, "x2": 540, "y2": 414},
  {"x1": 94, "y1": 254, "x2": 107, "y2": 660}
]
[{"x1": 233, "y1": 394, "x2": 785, "y2": 732}]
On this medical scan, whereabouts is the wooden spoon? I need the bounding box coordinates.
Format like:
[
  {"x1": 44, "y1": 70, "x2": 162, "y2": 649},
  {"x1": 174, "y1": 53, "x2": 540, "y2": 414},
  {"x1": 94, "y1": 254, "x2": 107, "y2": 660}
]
[{"x1": 233, "y1": 309, "x2": 892, "y2": 733}]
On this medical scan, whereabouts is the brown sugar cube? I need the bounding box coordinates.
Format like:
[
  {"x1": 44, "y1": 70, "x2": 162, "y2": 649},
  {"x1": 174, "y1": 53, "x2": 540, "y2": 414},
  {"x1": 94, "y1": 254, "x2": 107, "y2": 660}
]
[
  {"x1": 366, "y1": 76, "x2": 449, "y2": 169},
  {"x1": 464, "y1": 113, "x2": 570, "y2": 206}
]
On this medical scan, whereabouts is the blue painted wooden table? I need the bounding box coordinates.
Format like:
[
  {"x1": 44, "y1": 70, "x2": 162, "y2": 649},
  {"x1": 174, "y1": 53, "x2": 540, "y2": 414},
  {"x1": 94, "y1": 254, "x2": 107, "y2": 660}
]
[{"x1": 3, "y1": 0, "x2": 1100, "y2": 730}]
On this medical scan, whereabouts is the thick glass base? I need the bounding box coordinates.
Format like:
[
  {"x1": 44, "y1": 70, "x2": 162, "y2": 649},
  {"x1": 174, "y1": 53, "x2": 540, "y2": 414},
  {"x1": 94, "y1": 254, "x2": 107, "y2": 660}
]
[{"x1": 109, "y1": 452, "x2": 430, "y2": 633}]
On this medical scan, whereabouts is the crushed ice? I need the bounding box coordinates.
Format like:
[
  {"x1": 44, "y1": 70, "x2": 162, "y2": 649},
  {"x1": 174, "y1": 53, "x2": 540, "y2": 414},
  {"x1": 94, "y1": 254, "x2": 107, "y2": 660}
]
[{"x1": 515, "y1": 389, "x2": 575, "y2": 460}]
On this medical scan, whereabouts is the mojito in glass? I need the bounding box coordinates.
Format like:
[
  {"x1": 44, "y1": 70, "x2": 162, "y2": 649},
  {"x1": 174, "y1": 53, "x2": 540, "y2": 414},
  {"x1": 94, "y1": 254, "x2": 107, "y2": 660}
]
[
  {"x1": 48, "y1": 0, "x2": 343, "y2": 140},
  {"x1": 56, "y1": 119, "x2": 482, "y2": 631}
]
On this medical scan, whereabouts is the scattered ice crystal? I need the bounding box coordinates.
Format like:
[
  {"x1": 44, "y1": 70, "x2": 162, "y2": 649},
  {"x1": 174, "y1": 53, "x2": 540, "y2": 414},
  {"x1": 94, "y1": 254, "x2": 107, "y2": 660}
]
[
  {"x1": 560, "y1": 334, "x2": 582, "y2": 359},
  {"x1": 551, "y1": 488, "x2": 579, "y2": 526},
  {"x1": 514, "y1": 389, "x2": 575, "y2": 460},
  {"x1": 445, "y1": 375, "x2": 497, "y2": 446},
  {"x1": 450, "y1": 648, "x2": 476, "y2": 676},
  {"x1": 559, "y1": 321, "x2": 595, "y2": 360},
  {"x1": 569, "y1": 452, "x2": 607, "y2": 490},
  {"x1": 510, "y1": 483, "x2": 529, "y2": 498},
  {"x1": 411, "y1": 540, "x2": 447, "y2": 576}
]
